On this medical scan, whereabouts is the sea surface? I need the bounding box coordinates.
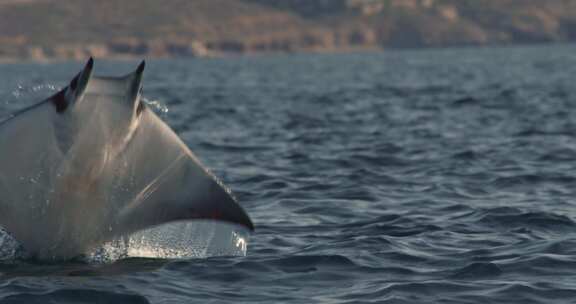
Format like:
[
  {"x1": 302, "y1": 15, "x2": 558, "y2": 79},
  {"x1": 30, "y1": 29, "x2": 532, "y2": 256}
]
[{"x1": 2, "y1": 45, "x2": 576, "y2": 303}]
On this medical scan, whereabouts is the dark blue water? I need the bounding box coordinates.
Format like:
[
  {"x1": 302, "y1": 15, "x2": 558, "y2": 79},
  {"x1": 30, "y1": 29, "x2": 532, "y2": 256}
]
[{"x1": 2, "y1": 45, "x2": 576, "y2": 303}]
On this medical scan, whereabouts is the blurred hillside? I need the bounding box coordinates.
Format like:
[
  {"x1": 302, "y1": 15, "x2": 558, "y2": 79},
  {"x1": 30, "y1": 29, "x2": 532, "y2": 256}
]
[{"x1": 1, "y1": 0, "x2": 576, "y2": 60}]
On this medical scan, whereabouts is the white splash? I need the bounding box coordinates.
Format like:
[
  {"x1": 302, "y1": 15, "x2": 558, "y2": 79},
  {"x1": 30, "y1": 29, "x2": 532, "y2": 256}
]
[
  {"x1": 0, "y1": 221, "x2": 250, "y2": 263},
  {"x1": 0, "y1": 227, "x2": 20, "y2": 260},
  {"x1": 87, "y1": 222, "x2": 250, "y2": 263},
  {"x1": 11, "y1": 84, "x2": 60, "y2": 99},
  {"x1": 142, "y1": 97, "x2": 169, "y2": 118},
  {"x1": 1, "y1": 83, "x2": 60, "y2": 121}
]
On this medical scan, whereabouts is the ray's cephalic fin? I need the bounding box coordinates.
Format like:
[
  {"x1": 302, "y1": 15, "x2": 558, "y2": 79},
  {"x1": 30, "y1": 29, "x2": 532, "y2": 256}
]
[
  {"x1": 51, "y1": 57, "x2": 94, "y2": 113},
  {"x1": 130, "y1": 60, "x2": 146, "y2": 114}
]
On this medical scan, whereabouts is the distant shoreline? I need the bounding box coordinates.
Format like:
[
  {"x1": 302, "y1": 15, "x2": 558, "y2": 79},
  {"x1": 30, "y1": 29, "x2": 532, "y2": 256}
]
[
  {"x1": 0, "y1": 42, "x2": 571, "y2": 64},
  {"x1": 3, "y1": 0, "x2": 576, "y2": 63}
]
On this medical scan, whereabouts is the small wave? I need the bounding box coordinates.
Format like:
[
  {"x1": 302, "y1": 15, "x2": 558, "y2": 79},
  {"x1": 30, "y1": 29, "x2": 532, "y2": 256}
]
[
  {"x1": 538, "y1": 148, "x2": 576, "y2": 162},
  {"x1": 490, "y1": 282, "x2": 576, "y2": 303},
  {"x1": 0, "y1": 289, "x2": 149, "y2": 304},
  {"x1": 451, "y1": 96, "x2": 480, "y2": 107},
  {"x1": 451, "y1": 150, "x2": 481, "y2": 160},
  {"x1": 476, "y1": 210, "x2": 576, "y2": 231},
  {"x1": 490, "y1": 174, "x2": 576, "y2": 188},
  {"x1": 513, "y1": 129, "x2": 572, "y2": 138},
  {"x1": 269, "y1": 254, "x2": 356, "y2": 270},
  {"x1": 342, "y1": 214, "x2": 442, "y2": 238},
  {"x1": 450, "y1": 262, "x2": 503, "y2": 279},
  {"x1": 500, "y1": 253, "x2": 576, "y2": 276}
]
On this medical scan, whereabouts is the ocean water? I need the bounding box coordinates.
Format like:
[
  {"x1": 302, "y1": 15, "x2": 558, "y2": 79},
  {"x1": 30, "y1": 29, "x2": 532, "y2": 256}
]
[{"x1": 1, "y1": 45, "x2": 576, "y2": 303}]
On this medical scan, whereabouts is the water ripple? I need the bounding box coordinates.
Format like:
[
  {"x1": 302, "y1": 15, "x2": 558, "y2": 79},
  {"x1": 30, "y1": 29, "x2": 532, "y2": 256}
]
[{"x1": 2, "y1": 47, "x2": 576, "y2": 303}]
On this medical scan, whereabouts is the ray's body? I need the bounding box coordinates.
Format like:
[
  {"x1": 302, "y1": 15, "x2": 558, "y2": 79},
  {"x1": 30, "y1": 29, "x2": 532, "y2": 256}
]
[{"x1": 0, "y1": 59, "x2": 253, "y2": 260}]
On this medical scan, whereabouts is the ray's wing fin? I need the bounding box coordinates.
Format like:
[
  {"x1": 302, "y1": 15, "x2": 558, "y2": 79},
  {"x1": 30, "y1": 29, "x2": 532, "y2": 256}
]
[
  {"x1": 0, "y1": 99, "x2": 61, "y2": 209},
  {"x1": 112, "y1": 106, "x2": 254, "y2": 236},
  {"x1": 0, "y1": 57, "x2": 94, "y2": 182},
  {"x1": 0, "y1": 58, "x2": 98, "y2": 256}
]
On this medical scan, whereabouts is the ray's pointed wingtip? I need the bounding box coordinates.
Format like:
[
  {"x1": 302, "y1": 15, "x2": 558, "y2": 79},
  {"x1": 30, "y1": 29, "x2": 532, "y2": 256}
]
[
  {"x1": 86, "y1": 57, "x2": 94, "y2": 70},
  {"x1": 136, "y1": 60, "x2": 146, "y2": 74},
  {"x1": 247, "y1": 219, "x2": 255, "y2": 232},
  {"x1": 239, "y1": 207, "x2": 256, "y2": 232}
]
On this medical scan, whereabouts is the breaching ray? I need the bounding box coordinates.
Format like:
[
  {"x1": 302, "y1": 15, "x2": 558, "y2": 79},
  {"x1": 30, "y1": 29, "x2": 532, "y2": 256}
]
[{"x1": 0, "y1": 58, "x2": 254, "y2": 260}]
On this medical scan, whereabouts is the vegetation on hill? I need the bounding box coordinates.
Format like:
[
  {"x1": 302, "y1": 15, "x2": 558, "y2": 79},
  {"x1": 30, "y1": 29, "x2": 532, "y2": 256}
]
[{"x1": 1, "y1": 0, "x2": 576, "y2": 60}]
